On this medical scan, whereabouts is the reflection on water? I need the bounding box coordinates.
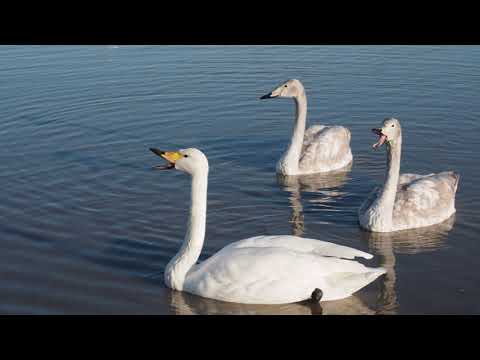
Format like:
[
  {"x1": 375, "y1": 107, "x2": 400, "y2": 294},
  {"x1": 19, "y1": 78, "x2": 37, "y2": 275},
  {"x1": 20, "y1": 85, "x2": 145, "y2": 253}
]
[
  {"x1": 169, "y1": 289, "x2": 374, "y2": 315},
  {"x1": 277, "y1": 165, "x2": 352, "y2": 193},
  {"x1": 361, "y1": 216, "x2": 456, "y2": 314},
  {"x1": 363, "y1": 215, "x2": 455, "y2": 254},
  {"x1": 1, "y1": 46, "x2": 478, "y2": 314},
  {"x1": 277, "y1": 165, "x2": 352, "y2": 236}
]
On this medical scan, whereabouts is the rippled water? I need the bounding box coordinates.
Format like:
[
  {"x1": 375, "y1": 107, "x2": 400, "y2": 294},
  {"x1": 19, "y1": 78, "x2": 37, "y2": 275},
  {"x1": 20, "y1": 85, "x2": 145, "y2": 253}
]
[{"x1": 1, "y1": 45, "x2": 479, "y2": 314}]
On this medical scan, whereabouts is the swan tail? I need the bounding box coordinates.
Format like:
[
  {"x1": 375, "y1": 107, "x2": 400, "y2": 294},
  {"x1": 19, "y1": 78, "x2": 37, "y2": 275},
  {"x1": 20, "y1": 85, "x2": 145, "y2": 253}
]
[
  {"x1": 325, "y1": 267, "x2": 386, "y2": 301},
  {"x1": 344, "y1": 127, "x2": 352, "y2": 143},
  {"x1": 440, "y1": 171, "x2": 460, "y2": 194}
]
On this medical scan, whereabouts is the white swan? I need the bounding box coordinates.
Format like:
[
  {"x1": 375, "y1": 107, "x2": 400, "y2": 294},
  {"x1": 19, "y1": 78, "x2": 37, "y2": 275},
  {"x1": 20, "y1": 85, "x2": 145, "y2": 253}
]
[
  {"x1": 150, "y1": 147, "x2": 385, "y2": 305},
  {"x1": 358, "y1": 118, "x2": 460, "y2": 233},
  {"x1": 260, "y1": 79, "x2": 353, "y2": 175}
]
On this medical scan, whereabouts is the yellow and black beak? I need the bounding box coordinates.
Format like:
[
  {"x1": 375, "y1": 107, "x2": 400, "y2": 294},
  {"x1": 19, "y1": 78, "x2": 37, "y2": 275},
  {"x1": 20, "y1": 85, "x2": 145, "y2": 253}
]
[{"x1": 150, "y1": 148, "x2": 182, "y2": 170}]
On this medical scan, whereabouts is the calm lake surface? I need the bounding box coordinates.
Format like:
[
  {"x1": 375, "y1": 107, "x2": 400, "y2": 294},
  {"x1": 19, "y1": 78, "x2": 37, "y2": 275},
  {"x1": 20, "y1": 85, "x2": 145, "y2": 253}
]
[{"x1": 1, "y1": 45, "x2": 479, "y2": 314}]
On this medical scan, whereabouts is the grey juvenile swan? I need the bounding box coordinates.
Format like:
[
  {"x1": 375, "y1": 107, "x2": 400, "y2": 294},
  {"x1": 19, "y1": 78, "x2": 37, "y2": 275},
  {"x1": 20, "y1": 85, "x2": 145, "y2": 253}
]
[
  {"x1": 260, "y1": 79, "x2": 353, "y2": 175},
  {"x1": 358, "y1": 118, "x2": 460, "y2": 233}
]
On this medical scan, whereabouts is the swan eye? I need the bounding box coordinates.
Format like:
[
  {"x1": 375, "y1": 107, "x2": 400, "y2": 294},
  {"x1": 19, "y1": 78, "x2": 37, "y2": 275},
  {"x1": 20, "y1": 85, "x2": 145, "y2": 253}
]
[
  {"x1": 184, "y1": 155, "x2": 189, "y2": 158},
  {"x1": 284, "y1": 85, "x2": 288, "y2": 88},
  {"x1": 391, "y1": 124, "x2": 395, "y2": 127}
]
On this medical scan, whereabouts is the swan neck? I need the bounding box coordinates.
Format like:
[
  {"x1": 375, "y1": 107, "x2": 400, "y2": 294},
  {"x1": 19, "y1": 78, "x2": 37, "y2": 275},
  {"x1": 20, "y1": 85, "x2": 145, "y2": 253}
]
[
  {"x1": 280, "y1": 93, "x2": 308, "y2": 174},
  {"x1": 376, "y1": 137, "x2": 402, "y2": 223},
  {"x1": 165, "y1": 169, "x2": 208, "y2": 290}
]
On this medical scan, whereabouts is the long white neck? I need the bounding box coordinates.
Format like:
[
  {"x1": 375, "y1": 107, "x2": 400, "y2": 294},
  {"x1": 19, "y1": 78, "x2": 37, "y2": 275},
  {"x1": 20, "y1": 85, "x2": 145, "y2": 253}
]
[
  {"x1": 278, "y1": 92, "x2": 308, "y2": 175},
  {"x1": 164, "y1": 169, "x2": 208, "y2": 291},
  {"x1": 370, "y1": 136, "x2": 402, "y2": 231}
]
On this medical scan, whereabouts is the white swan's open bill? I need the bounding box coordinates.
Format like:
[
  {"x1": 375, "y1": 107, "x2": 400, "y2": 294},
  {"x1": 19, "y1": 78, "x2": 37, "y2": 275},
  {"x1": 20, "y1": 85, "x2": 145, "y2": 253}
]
[{"x1": 150, "y1": 148, "x2": 182, "y2": 170}]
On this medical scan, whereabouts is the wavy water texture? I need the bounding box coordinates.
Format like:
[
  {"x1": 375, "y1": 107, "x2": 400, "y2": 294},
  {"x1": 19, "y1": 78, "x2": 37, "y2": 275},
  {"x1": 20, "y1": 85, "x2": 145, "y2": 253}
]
[{"x1": 0, "y1": 46, "x2": 479, "y2": 314}]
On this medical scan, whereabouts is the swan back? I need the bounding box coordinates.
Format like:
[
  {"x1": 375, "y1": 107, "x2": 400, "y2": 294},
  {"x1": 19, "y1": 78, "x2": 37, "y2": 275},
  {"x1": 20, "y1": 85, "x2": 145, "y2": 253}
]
[
  {"x1": 183, "y1": 235, "x2": 385, "y2": 304},
  {"x1": 300, "y1": 126, "x2": 353, "y2": 173},
  {"x1": 184, "y1": 244, "x2": 385, "y2": 304},
  {"x1": 392, "y1": 171, "x2": 459, "y2": 231}
]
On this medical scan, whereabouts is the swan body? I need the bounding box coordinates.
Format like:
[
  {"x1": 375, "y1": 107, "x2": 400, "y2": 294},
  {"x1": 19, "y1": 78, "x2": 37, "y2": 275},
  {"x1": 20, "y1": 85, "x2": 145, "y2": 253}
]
[
  {"x1": 184, "y1": 235, "x2": 384, "y2": 304},
  {"x1": 260, "y1": 79, "x2": 352, "y2": 175},
  {"x1": 150, "y1": 147, "x2": 385, "y2": 305},
  {"x1": 358, "y1": 118, "x2": 459, "y2": 233}
]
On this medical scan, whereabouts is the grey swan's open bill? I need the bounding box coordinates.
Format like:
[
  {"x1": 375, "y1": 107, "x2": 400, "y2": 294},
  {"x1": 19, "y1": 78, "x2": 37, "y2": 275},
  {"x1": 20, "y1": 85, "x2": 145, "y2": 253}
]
[{"x1": 358, "y1": 117, "x2": 460, "y2": 233}]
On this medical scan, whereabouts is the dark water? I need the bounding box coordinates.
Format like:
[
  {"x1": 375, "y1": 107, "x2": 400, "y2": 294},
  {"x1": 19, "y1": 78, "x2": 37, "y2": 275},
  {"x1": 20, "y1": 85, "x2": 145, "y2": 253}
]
[{"x1": 1, "y1": 45, "x2": 479, "y2": 314}]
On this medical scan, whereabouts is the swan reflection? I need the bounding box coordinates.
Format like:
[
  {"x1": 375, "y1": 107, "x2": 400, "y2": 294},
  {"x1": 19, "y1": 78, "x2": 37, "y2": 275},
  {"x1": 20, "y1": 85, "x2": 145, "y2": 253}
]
[
  {"x1": 277, "y1": 164, "x2": 352, "y2": 193},
  {"x1": 277, "y1": 164, "x2": 352, "y2": 236},
  {"x1": 169, "y1": 289, "x2": 374, "y2": 315},
  {"x1": 361, "y1": 215, "x2": 456, "y2": 314}
]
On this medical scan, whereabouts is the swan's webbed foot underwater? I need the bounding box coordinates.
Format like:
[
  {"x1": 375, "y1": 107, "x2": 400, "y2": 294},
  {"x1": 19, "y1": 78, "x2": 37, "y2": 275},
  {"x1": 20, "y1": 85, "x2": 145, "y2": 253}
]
[{"x1": 311, "y1": 288, "x2": 323, "y2": 303}]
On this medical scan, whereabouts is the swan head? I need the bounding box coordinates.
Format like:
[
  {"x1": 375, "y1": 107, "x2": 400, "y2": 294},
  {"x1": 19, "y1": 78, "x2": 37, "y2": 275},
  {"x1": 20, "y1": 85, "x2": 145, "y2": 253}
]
[
  {"x1": 150, "y1": 147, "x2": 209, "y2": 175},
  {"x1": 372, "y1": 117, "x2": 402, "y2": 149},
  {"x1": 260, "y1": 79, "x2": 305, "y2": 100}
]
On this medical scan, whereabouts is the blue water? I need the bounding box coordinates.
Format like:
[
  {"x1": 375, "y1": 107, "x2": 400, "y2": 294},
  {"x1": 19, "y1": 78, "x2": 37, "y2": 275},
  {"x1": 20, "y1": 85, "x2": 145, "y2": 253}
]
[{"x1": 0, "y1": 45, "x2": 479, "y2": 314}]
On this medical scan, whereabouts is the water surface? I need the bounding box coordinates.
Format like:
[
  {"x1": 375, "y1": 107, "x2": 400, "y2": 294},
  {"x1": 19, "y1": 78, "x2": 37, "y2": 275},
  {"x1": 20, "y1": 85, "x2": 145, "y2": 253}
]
[{"x1": 1, "y1": 45, "x2": 479, "y2": 314}]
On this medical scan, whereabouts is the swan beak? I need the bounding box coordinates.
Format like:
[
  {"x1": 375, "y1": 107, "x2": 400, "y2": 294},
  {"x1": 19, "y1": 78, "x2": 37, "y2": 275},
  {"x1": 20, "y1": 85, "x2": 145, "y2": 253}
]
[
  {"x1": 150, "y1": 148, "x2": 182, "y2": 170},
  {"x1": 260, "y1": 92, "x2": 274, "y2": 100},
  {"x1": 261, "y1": 86, "x2": 282, "y2": 99}
]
